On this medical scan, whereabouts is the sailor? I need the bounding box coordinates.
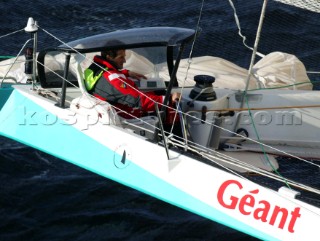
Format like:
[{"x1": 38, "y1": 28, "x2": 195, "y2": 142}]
[{"x1": 84, "y1": 41, "x2": 180, "y2": 118}]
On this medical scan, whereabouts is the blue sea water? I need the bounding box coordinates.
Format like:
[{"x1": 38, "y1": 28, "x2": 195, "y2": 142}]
[{"x1": 1, "y1": 1, "x2": 320, "y2": 240}]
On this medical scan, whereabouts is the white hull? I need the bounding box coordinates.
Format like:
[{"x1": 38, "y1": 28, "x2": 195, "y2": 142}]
[
  {"x1": 0, "y1": 85, "x2": 319, "y2": 240},
  {"x1": 1, "y1": 18, "x2": 319, "y2": 240}
]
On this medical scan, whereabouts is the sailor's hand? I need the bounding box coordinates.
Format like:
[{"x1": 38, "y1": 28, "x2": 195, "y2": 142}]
[
  {"x1": 171, "y1": 92, "x2": 181, "y2": 103},
  {"x1": 128, "y1": 70, "x2": 147, "y2": 80}
]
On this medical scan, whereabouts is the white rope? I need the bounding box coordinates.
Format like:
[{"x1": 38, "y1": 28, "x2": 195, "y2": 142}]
[
  {"x1": 30, "y1": 21, "x2": 320, "y2": 199},
  {"x1": 228, "y1": 0, "x2": 265, "y2": 58},
  {"x1": 39, "y1": 26, "x2": 164, "y2": 109},
  {"x1": 169, "y1": 0, "x2": 205, "y2": 135},
  {"x1": 39, "y1": 23, "x2": 320, "y2": 168},
  {"x1": 36, "y1": 51, "x2": 163, "y2": 133},
  {"x1": 170, "y1": 132, "x2": 320, "y2": 196},
  {"x1": 0, "y1": 38, "x2": 33, "y2": 88},
  {"x1": 183, "y1": 107, "x2": 320, "y2": 168},
  {"x1": 0, "y1": 28, "x2": 24, "y2": 39}
]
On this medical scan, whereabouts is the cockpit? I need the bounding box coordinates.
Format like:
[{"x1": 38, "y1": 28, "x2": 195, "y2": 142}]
[{"x1": 37, "y1": 27, "x2": 196, "y2": 108}]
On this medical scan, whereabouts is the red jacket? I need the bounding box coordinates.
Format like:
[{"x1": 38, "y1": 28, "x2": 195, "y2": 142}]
[{"x1": 90, "y1": 56, "x2": 164, "y2": 118}]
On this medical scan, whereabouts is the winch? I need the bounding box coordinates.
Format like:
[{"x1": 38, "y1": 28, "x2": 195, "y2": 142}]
[
  {"x1": 183, "y1": 75, "x2": 227, "y2": 149},
  {"x1": 188, "y1": 74, "x2": 217, "y2": 105}
]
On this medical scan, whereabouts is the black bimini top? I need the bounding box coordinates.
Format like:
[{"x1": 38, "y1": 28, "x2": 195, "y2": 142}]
[
  {"x1": 38, "y1": 27, "x2": 196, "y2": 89},
  {"x1": 58, "y1": 27, "x2": 196, "y2": 52}
]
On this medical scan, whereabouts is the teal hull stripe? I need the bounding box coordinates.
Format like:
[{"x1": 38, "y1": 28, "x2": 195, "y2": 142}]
[
  {"x1": 0, "y1": 87, "x2": 14, "y2": 111},
  {"x1": 0, "y1": 88, "x2": 278, "y2": 241}
]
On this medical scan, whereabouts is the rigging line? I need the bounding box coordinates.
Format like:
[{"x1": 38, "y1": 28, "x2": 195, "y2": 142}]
[
  {"x1": 248, "y1": 81, "x2": 313, "y2": 91},
  {"x1": 42, "y1": 66, "x2": 320, "y2": 198},
  {"x1": 169, "y1": 132, "x2": 268, "y2": 177},
  {"x1": 37, "y1": 60, "x2": 122, "y2": 116},
  {"x1": 189, "y1": 0, "x2": 205, "y2": 60},
  {"x1": 41, "y1": 25, "x2": 213, "y2": 129},
  {"x1": 155, "y1": 102, "x2": 170, "y2": 159},
  {"x1": 244, "y1": 0, "x2": 268, "y2": 97},
  {"x1": 36, "y1": 71, "x2": 160, "y2": 134},
  {"x1": 201, "y1": 151, "x2": 273, "y2": 179},
  {"x1": 49, "y1": 32, "x2": 320, "y2": 173},
  {"x1": 164, "y1": 95, "x2": 320, "y2": 171},
  {"x1": 185, "y1": 141, "x2": 275, "y2": 181},
  {"x1": 0, "y1": 28, "x2": 25, "y2": 39},
  {"x1": 244, "y1": 95, "x2": 290, "y2": 189},
  {"x1": 233, "y1": 0, "x2": 269, "y2": 133},
  {"x1": 181, "y1": 107, "x2": 320, "y2": 169},
  {"x1": 40, "y1": 81, "x2": 157, "y2": 134},
  {"x1": 169, "y1": 0, "x2": 205, "y2": 134},
  {"x1": 200, "y1": 148, "x2": 320, "y2": 196},
  {"x1": 228, "y1": 0, "x2": 265, "y2": 58},
  {"x1": 38, "y1": 20, "x2": 319, "y2": 173},
  {"x1": 200, "y1": 103, "x2": 320, "y2": 112},
  {"x1": 38, "y1": 55, "x2": 320, "y2": 194},
  {"x1": 0, "y1": 60, "x2": 25, "y2": 67},
  {"x1": 76, "y1": 93, "x2": 164, "y2": 133},
  {"x1": 168, "y1": 136, "x2": 250, "y2": 180},
  {"x1": 40, "y1": 25, "x2": 190, "y2": 130},
  {"x1": 307, "y1": 71, "x2": 320, "y2": 74},
  {"x1": 231, "y1": 0, "x2": 272, "y2": 168},
  {"x1": 198, "y1": 148, "x2": 268, "y2": 176},
  {"x1": 177, "y1": 141, "x2": 320, "y2": 215},
  {"x1": 37, "y1": 38, "x2": 145, "y2": 115},
  {"x1": 0, "y1": 38, "x2": 33, "y2": 88},
  {"x1": 36, "y1": 59, "x2": 78, "y2": 89},
  {"x1": 14, "y1": 21, "x2": 318, "y2": 203},
  {"x1": 39, "y1": 26, "x2": 167, "y2": 110},
  {"x1": 172, "y1": 135, "x2": 320, "y2": 200},
  {"x1": 37, "y1": 53, "x2": 163, "y2": 133}
]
